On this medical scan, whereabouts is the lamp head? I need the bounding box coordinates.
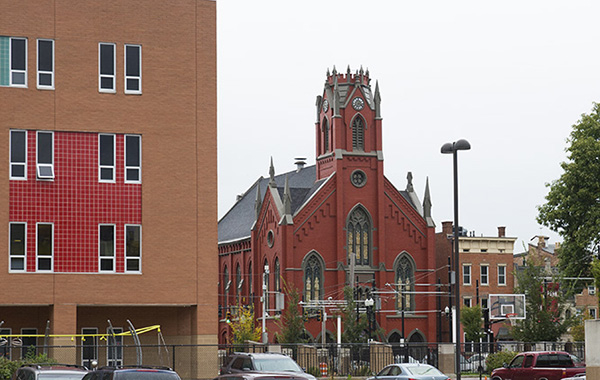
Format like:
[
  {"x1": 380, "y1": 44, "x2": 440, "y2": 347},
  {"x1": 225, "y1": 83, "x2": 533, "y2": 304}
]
[{"x1": 441, "y1": 139, "x2": 471, "y2": 153}]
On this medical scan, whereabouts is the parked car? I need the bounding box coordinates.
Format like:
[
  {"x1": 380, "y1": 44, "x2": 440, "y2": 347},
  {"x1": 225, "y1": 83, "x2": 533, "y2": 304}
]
[
  {"x1": 82, "y1": 366, "x2": 180, "y2": 380},
  {"x1": 13, "y1": 364, "x2": 88, "y2": 380},
  {"x1": 219, "y1": 352, "x2": 316, "y2": 380},
  {"x1": 490, "y1": 351, "x2": 585, "y2": 380},
  {"x1": 367, "y1": 363, "x2": 451, "y2": 380}
]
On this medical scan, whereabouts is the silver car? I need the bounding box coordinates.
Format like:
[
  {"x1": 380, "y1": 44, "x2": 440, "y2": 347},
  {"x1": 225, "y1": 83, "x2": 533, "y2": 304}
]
[{"x1": 368, "y1": 363, "x2": 450, "y2": 380}]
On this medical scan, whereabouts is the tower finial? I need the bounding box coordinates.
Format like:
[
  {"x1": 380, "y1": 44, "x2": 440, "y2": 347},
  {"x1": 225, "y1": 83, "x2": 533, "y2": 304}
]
[
  {"x1": 332, "y1": 65, "x2": 337, "y2": 76},
  {"x1": 374, "y1": 80, "x2": 382, "y2": 118},
  {"x1": 326, "y1": 67, "x2": 330, "y2": 77},
  {"x1": 269, "y1": 157, "x2": 276, "y2": 187},
  {"x1": 346, "y1": 65, "x2": 351, "y2": 79},
  {"x1": 423, "y1": 177, "x2": 434, "y2": 227},
  {"x1": 406, "y1": 172, "x2": 414, "y2": 192}
]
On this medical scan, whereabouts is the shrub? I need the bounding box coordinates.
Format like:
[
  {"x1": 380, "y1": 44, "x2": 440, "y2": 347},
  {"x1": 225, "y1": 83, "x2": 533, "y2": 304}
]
[{"x1": 486, "y1": 351, "x2": 517, "y2": 372}]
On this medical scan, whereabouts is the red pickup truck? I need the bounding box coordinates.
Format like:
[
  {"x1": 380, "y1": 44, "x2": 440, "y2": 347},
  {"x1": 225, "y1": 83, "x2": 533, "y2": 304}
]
[{"x1": 491, "y1": 351, "x2": 585, "y2": 380}]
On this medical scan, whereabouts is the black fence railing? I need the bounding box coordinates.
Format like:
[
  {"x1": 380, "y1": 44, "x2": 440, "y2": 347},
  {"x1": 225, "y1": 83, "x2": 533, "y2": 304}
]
[{"x1": 0, "y1": 341, "x2": 586, "y2": 379}]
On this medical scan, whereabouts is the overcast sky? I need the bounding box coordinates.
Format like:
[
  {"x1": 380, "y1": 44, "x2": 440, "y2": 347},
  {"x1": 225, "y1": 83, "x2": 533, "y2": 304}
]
[{"x1": 217, "y1": 1, "x2": 600, "y2": 251}]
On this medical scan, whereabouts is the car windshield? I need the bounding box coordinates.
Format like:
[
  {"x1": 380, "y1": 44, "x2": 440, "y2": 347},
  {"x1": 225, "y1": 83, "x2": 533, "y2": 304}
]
[
  {"x1": 253, "y1": 357, "x2": 303, "y2": 372},
  {"x1": 114, "y1": 371, "x2": 180, "y2": 380},
  {"x1": 39, "y1": 374, "x2": 87, "y2": 380},
  {"x1": 405, "y1": 365, "x2": 442, "y2": 376}
]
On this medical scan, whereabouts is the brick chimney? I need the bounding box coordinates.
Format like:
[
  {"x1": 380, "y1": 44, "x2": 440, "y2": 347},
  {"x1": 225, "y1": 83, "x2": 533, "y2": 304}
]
[
  {"x1": 498, "y1": 226, "x2": 506, "y2": 238},
  {"x1": 442, "y1": 221, "x2": 453, "y2": 235}
]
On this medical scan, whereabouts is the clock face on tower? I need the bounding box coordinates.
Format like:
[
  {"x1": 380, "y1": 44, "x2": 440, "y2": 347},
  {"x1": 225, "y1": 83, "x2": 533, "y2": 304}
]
[
  {"x1": 352, "y1": 97, "x2": 365, "y2": 111},
  {"x1": 322, "y1": 99, "x2": 329, "y2": 113}
]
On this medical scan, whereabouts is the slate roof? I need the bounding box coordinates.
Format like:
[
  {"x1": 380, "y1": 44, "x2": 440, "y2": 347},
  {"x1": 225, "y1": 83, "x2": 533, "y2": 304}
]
[{"x1": 218, "y1": 164, "x2": 422, "y2": 244}]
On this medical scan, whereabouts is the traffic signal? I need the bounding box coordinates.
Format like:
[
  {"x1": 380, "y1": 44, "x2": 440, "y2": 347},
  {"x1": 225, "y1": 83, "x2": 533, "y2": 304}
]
[
  {"x1": 302, "y1": 309, "x2": 309, "y2": 322},
  {"x1": 316, "y1": 309, "x2": 323, "y2": 322},
  {"x1": 225, "y1": 310, "x2": 232, "y2": 324}
]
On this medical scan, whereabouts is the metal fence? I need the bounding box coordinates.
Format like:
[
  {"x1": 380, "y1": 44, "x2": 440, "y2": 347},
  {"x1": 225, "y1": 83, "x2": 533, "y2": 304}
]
[{"x1": 1, "y1": 341, "x2": 586, "y2": 379}]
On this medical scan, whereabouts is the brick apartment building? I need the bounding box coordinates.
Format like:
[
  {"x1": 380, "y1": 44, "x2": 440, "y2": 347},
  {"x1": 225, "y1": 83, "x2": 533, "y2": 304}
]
[
  {"x1": 0, "y1": 1, "x2": 217, "y2": 377},
  {"x1": 436, "y1": 222, "x2": 516, "y2": 346}
]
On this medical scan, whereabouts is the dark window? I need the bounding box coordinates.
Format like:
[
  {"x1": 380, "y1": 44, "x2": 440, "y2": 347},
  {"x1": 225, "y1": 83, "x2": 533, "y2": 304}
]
[
  {"x1": 36, "y1": 131, "x2": 54, "y2": 179},
  {"x1": 125, "y1": 225, "x2": 141, "y2": 272},
  {"x1": 99, "y1": 43, "x2": 115, "y2": 91},
  {"x1": 10, "y1": 223, "x2": 26, "y2": 271},
  {"x1": 82, "y1": 328, "x2": 98, "y2": 367},
  {"x1": 125, "y1": 45, "x2": 141, "y2": 93},
  {"x1": 558, "y1": 354, "x2": 573, "y2": 367},
  {"x1": 99, "y1": 134, "x2": 115, "y2": 181},
  {"x1": 37, "y1": 39, "x2": 54, "y2": 88},
  {"x1": 10, "y1": 130, "x2": 26, "y2": 179},
  {"x1": 125, "y1": 135, "x2": 141, "y2": 182},
  {"x1": 322, "y1": 118, "x2": 329, "y2": 152},
  {"x1": 524, "y1": 355, "x2": 534, "y2": 368},
  {"x1": 37, "y1": 223, "x2": 52, "y2": 271},
  {"x1": 11, "y1": 38, "x2": 26, "y2": 86},
  {"x1": 0, "y1": 328, "x2": 11, "y2": 358},
  {"x1": 99, "y1": 225, "x2": 115, "y2": 271},
  {"x1": 509, "y1": 355, "x2": 524, "y2": 368}
]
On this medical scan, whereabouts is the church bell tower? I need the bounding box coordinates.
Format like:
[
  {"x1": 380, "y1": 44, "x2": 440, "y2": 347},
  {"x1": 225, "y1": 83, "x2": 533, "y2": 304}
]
[{"x1": 315, "y1": 66, "x2": 383, "y2": 180}]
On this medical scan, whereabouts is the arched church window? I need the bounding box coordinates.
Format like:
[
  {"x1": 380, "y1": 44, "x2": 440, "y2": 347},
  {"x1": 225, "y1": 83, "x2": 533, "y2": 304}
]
[
  {"x1": 346, "y1": 207, "x2": 371, "y2": 266},
  {"x1": 396, "y1": 255, "x2": 415, "y2": 311},
  {"x1": 274, "y1": 258, "x2": 281, "y2": 292},
  {"x1": 352, "y1": 116, "x2": 365, "y2": 151},
  {"x1": 322, "y1": 118, "x2": 330, "y2": 152},
  {"x1": 304, "y1": 254, "x2": 323, "y2": 302}
]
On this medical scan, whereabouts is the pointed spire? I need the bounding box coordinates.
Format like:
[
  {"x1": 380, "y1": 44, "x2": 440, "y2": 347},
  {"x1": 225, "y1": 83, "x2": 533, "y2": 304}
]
[
  {"x1": 269, "y1": 157, "x2": 276, "y2": 187},
  {"x1": 366, "y1": 67, "x2": 370, "y2": 77},
  {"x1": 346, "y1": 65, "x2": 351, "y2": 79},
  {"x1": 332, "y1": 65, "x2": 337, "y2": 76},
  {"x1": 283, "y1": 174, "x2": 292, "y2": 215},
  {"x1": 359, "y1": 65, "x2": 364, "y2": 84},
  {"x1": 374, "y1": 80, "x2": 382, "y2": 118},
  {"x1": 254, "y1": 181, "x2": 262, "y2": 221},
  {"x1": 406, "y1": 172, "x2": 414, "y2": 192},
  {"x1": 423, "y1": 177, "x2": 432, "y2": 217},
  {"x1": 326, "y1": 67, "x2": 330, "y2": 77},
  {"x1": 423, "y1": 177, "x2": 434, "y2": 227}
]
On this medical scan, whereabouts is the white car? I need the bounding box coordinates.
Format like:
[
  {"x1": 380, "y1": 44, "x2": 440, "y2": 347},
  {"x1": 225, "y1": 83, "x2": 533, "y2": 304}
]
[{"x1": 562, "y1": 375, "x2": 586, "y2": 380}]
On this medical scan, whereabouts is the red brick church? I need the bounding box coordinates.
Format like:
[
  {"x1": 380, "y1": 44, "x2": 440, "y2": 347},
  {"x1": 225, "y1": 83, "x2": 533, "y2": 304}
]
[{"x1": 218, "y1": 67, "x2": 439, "y2": 346}]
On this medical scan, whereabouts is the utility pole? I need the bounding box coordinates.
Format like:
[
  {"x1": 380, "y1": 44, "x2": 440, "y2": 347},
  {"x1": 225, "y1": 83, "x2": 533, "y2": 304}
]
[{"x1": 262, "y1": 264, "x2": 269, "y2": 344}]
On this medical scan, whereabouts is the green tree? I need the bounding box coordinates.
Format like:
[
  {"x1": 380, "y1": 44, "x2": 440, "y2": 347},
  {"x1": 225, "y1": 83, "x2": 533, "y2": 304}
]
[
  {"x1": 229, "y1": 305, "x2": 262, "y2": 344},
  {"x1": 512, "y1": 260, "x2": 571, "y2": 341},
  {"x1": 275, "y1": 281, "x2": 307, "y2": 343},
  {"x1": 538, "y1": 103, "x2": 600, "y2": 278},
  {"x1": 461, "y1": 306, "x2": 485, "y2": 343},
  {"x1": 341, "y1": 286, "x2": 368, "y2": 343}
]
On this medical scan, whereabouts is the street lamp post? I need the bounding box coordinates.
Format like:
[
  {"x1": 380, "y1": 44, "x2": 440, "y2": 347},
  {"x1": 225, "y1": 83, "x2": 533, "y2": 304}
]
[
  {"x1": 262, "y1": 264, "x2": 269, "y2": 344},
  {"x1": 441, "y1": 139, "x2": 470, "y2": 380}
]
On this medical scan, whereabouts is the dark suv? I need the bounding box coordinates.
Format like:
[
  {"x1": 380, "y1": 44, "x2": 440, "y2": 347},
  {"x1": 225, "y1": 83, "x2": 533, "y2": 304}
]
[
  {"x1": 82, "y1": 367, "x2": 180, "y2": 380},
  {"x1": 13, "y1": 364, "x2": 88, "y2": 380},
  {"x1": 220, "y1": 353, "x2": 315, "y2": 380}
]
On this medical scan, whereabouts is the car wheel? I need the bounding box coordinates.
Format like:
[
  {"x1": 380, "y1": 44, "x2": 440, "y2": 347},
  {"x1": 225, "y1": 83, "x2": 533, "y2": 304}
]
[{"x1": 491, "y1": 377, "x2": 503, "y2": 380}]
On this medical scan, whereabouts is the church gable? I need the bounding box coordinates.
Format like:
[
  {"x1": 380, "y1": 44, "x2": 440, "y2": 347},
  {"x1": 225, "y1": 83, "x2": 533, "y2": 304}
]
[{"x1": 293, "y1": 173, "x2": 337, "y2": 243}]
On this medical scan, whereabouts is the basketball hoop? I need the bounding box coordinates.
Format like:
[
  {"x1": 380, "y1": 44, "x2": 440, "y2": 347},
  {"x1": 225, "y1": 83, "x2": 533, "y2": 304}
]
[{"x1": 505, "y1": 313, "x2": 518, "y2": 326}]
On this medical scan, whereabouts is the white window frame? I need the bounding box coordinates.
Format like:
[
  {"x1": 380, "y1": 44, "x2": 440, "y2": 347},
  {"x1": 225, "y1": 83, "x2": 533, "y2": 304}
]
[
  {"x1": 10, "y1": 37, "x2": 27, "y2": 88},
  {"x1": 10, "y1": 130, "x2": 27, "y2": 180},
  {"x1": 9, "y1": 222, "x2": 27, "y2": 273},
  {"x1": 81, "y1": 327, "x2": 98, "y2": 367},
  {"x1": 124, "y1": 44, "x2": 142, "y2": 94},
  {"x1": 498, "y1": 264, "x2": 507, "y2": 286},
  {"x1": 106, "y1": 327, "x2": 123, "y2": 366},
  {"x1": 99, "y1": 224, "x2": 116, "y2": 272},
  {"x1": 37, "y1": 39, "x2": 54, "y2": 89},
  {"x1": 36, "y1": 131, "x2": 54, "y2": 180},
  {"x1": 98, "y1": 134, "x2": 115, "y2": 183},
  {"x1": 480, "y1": 264, "x2": 489, "y2": 286},
  {"x1": 463, "y1": 297, "x2": 472, "y2": 308},
  {"x1": 98, "y1": 43, "x2": 116, "y2": 93},
  {"x1": 20, "y1": 328, "x2": 37, "y2": 359},
  {"x1": 125, "y1": 224, "x2": 141, "y2": 273},
  {"x1": 589, "y1": 285, "x2": 596, "y2": 295},
  {"x1": 124, "y1": 134, "x2": 141, "y2": 183},
  {"x1": 463, "y1": 264, "x2": 472, "y2": 286},
  {"x1": 36, "y1": 222, "x2": 53, "y2": 272}
]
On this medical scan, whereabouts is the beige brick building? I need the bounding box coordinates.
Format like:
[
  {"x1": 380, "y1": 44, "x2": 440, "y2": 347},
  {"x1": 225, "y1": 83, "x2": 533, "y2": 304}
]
[{"x1": 0, "y1": 1, "x2": 217, "y2": 378}]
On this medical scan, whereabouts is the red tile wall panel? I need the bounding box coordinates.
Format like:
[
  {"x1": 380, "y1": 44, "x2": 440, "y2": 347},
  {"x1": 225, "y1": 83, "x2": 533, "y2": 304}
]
[{"x1": 9, "y1": 130, "x2": 142, "y2": 273}]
